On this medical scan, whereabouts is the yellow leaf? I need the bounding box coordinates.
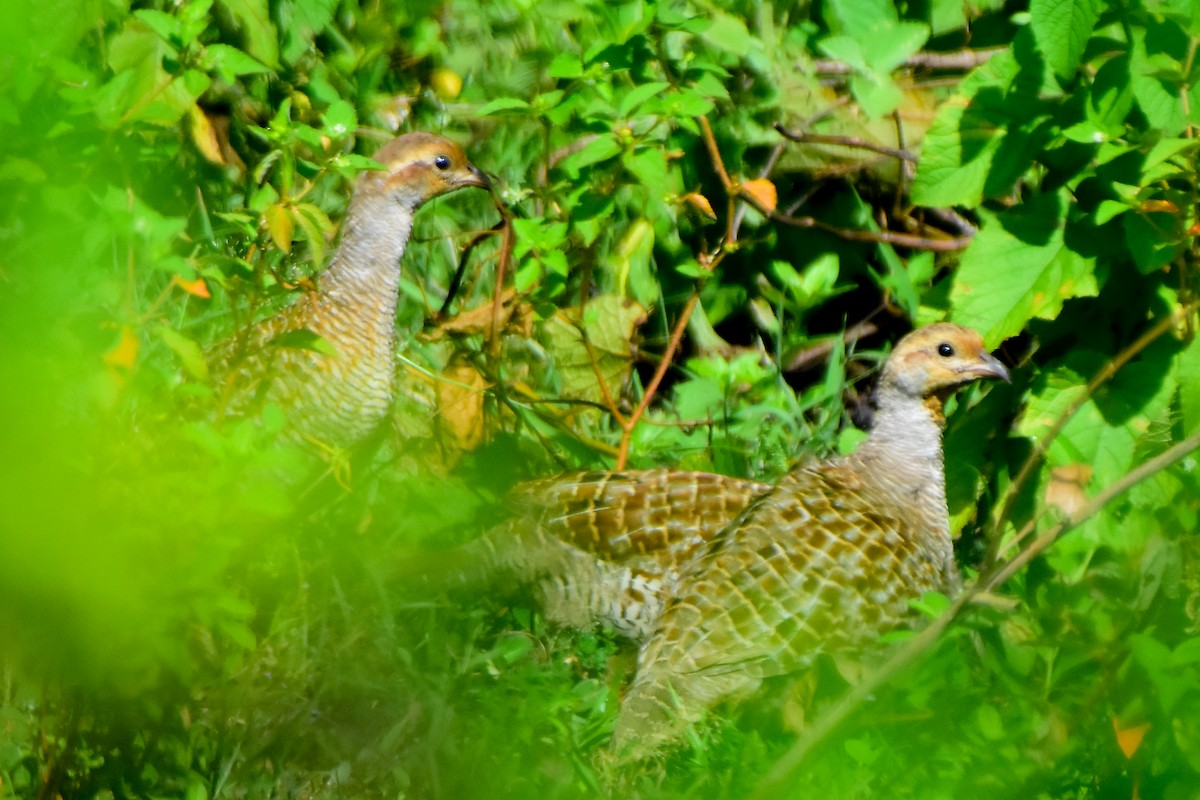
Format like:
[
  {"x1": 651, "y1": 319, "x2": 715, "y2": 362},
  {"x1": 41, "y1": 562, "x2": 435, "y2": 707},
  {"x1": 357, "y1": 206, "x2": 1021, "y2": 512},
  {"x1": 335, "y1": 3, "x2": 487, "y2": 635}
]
[
  {"x1": 102, "y1": 326, "x2": 139, "y2": 370},
  {"x1": 683, "y1": 192, "x2": 717, "y2": 220},
  {"x1": 742, "y1": 178, "x2": 777, "y2": 212},
  {"x1": 265, "y1": 203, "x2": 294, "y2": 253},
  {"x1": 189, "y1": 105, "x2": 226, "y2": 165},
  {"x1": 1112, "y1": 717, "x2": 1150, "y2": 759},
  {"x1": 172, "y1": 275, "x2": 211, "y2": 298}
]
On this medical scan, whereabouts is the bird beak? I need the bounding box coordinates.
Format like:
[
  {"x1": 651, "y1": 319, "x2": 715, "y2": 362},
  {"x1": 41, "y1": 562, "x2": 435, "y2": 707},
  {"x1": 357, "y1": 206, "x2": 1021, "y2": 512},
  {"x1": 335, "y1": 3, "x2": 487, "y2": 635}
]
[
  {"x1": 967, "y1": 352, "x2": 1011, "y2": 383},
  {"x1": 464, "y1": 165, "x2": 491, "y2": 189}
]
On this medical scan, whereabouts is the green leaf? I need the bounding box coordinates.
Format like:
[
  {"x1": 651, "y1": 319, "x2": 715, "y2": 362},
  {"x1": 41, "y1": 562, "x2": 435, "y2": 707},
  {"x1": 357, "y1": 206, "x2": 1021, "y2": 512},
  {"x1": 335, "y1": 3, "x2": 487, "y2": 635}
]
[
  {"x1": 699, "y1": 12, "x2": 753, "y2": 56},
  {"x1": 618, "y1": 81, "x2": 672, "y2": 117},
  {"x1": 912, "y1": 39, "x2": 1048, "y2": 206},
  {"x1": 608, "y1": 219, "x2": 658, "y2": 307},
  {"x1": 864, "y1": 21, "x2": 929, "y2": 74},
  {"x1": 1178, "y1": 334, "x2": 1200, "y2": 436},
  {"x1": 131, "y1": 69, "x2": 212, "y2": 126},
  {"x1": 1123, "y1": 211, "x2": 1182, "y2": 274},
  {"x1": 542, "y1": 294, "x2": 646, "y2": 403},
  {"x1": 558, "y1": 135, "x2": 622, "y2": 176},
  {"x1": 267, "y1": 328, "x2": 338, "y2": 356},
  {"x1": 1130, "y1": 24, "x2": 1187, "y2": 135},
  {"x1": 157, "y1": 326, "x2": 209, "y2": 381},
  {"x1": 548, "y1": 53, "x2": 583, "y2": 79},
  {"x1": 217, "y1": 0, "x2": 278, "y2": 68},
  {"x1": 1029, "y1": 0, "x2": 1104, "y2": 82},
  {"x1": 849, "y1": 72, "x2": 905, "y2": 118},
  {"x1": 622, "y1": 146, "x2": 669, "y2": 191},
  {"x1": 817, "y1": 35, "x2": 868, "y2": 73},
  {"x1": 321, "y1": 99, "x2": 357, "y2": 138},
  {"x1": 477, "y1": 97, "x2": 532, "y2": 116},
  {"x1": 950, "y1": 192, "x2": 1098, "y2": 345},
  {"x1": 132, "y1": 9, "x2": 182, "y2": 44},
  {"x1": 1018, "y1": 338, "x2": 1177, "y2": 511},
  {"x1": 827, "y1": 0, "x2": 899, "y2": 39},
  {"x1": 204, "y1": 43, "x2": 269, "y2": 79}
]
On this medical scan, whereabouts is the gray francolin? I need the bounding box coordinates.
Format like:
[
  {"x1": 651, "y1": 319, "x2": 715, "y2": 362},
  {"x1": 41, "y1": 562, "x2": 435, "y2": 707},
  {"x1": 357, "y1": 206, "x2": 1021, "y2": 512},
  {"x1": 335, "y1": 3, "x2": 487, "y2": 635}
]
[
  {"x1": 211, "y1": 132, "x2": 489, "y2": 449},
  {"x1": 610, "y1": 323, "x2": 1009, "y2": 757}
]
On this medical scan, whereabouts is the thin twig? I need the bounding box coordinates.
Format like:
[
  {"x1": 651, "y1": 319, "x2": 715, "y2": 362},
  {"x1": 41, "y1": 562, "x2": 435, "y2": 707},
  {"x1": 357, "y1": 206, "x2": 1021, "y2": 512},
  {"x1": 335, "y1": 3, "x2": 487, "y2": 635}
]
[
  {"x1": 775, "y1": 123, "x2": 917, "y2": 163},
  {"x1": 808, "y1": 47, "x2": 1005, "y2": 76},
  {"x1": 766, "y1": 207, "x2": 974, "y2": 251}
]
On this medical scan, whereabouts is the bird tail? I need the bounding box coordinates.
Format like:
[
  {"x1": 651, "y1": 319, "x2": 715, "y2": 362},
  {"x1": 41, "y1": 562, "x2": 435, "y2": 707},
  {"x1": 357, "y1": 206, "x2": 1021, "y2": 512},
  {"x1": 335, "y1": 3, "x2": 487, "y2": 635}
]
[
  {"x1": 611, "y1": 668, "x2": 760, "y2": 761},
  {"x1": 391, "y1": 517, "x2": 570, "y2": 595}
]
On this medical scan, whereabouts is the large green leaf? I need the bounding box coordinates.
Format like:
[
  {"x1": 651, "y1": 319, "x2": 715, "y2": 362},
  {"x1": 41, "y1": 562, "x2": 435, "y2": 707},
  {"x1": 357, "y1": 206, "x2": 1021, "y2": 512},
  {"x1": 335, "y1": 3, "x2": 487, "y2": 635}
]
[
  {"x1": 1029, "y1": 0, "x2": 1104, "y2": 82},
  {"x1": 911, "y1": 35, "x2": 1051, "y2": 207},
  {"x1": 950, "y1": 192, "x2": 1098, "y2": 345}
]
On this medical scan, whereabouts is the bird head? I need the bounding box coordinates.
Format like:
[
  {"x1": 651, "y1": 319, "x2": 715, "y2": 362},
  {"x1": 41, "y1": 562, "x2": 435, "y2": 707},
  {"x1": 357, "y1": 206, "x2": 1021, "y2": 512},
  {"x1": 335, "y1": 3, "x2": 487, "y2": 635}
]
[
  {"x1": 358, "y1": 132, "x2": 490, "y2": 208},
  {"x1": 882, "y1": 323, "x2": 1010, "y2": 400}
]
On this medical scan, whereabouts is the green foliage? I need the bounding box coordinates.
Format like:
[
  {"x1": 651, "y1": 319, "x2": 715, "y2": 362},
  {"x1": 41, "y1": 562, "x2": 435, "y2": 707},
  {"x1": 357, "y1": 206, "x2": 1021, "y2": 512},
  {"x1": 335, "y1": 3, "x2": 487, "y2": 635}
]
[{"x1": 1, "y1": 0, "x2": 1199, "y2": 798}]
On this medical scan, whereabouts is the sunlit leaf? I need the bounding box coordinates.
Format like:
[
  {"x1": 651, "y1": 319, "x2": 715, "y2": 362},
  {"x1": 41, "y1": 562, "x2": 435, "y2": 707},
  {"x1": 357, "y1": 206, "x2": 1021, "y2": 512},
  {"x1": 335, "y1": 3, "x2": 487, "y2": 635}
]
[
  {"x1": 265, "y1": 203, "x2": 294, "y2": 253},
  {"x1": 102, "y1": 326, "x2": 139, "y2": 370}
]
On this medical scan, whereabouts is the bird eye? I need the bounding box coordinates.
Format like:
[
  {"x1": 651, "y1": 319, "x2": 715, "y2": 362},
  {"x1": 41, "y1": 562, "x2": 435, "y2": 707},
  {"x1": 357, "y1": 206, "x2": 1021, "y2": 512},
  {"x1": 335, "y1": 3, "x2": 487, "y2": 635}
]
[
  {"x1": 937, "y1": 343, "x2": 955, "y2": 357},
  {"x1": 434, "y1": 154, "x2": 451, "y2": 171}
]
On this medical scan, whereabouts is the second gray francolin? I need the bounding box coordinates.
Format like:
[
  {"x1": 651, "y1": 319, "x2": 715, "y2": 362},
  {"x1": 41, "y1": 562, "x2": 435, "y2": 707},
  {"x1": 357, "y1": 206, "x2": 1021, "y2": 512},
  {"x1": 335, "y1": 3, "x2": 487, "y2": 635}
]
[
  {"x1": 610, "y1": 323, "x2": 1009, "y2": 757},
  {"x1": 210, "y1": 132, "x2": 489, "y2": 450}
]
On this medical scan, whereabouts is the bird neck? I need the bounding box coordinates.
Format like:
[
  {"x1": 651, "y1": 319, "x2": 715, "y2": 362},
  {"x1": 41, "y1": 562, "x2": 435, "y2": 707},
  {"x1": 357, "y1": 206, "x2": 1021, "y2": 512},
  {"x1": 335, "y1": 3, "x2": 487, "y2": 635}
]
[
  {"x1": 320, "y1": 191, "x2": 418, "y2": 307},
  {"x1": 845, "y1": 386, "x2": 949, "y2": 540}
]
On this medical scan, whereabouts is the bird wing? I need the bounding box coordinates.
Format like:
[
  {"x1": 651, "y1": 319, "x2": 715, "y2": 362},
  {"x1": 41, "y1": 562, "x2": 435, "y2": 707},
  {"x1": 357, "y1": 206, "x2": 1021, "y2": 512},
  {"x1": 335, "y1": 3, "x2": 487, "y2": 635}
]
[
  {"x1": 508, "y1": 470, "x2": 774, "y2": 565},
  {"x1": 639, "y1": 468, "x2": 924, "y2": 683}
]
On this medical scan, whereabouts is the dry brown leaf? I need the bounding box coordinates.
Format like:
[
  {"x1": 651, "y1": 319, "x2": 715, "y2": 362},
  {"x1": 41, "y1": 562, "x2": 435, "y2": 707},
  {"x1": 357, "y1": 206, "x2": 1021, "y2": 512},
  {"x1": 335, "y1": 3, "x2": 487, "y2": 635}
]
[
  {"x1": 430, "y1": 288, "x2": 532, "y2": 340},
  {"x1": 682, "y1": 192, "x2": 717, "y2": 220},
  {"x1": 189, "y1": 105, "x2": 225, "y2": 166},
  {"x1": 173, "y1": 275, "x2": 211, "y2": 299},
  {"x1": 435, "y1": 357, "x2": 487, "y2": 451},
  {"x1": 742, "y1": 178, "x2": 778, "y2": 212}
]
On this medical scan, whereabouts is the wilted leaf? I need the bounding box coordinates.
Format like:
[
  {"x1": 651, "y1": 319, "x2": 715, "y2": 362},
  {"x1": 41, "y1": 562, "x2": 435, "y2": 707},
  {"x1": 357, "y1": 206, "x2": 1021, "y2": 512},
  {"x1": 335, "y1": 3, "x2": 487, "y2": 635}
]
[
  {"x1": 430, "y1": 289, "x2": 533, "y2": 340},
  {"x1": 1113, "y1": 717, "x2": 1150, "y2": 759},
  {"x1": 436, "y1": 358, "x2": 487, "y2": 451},
  {"x1": 173, "y1": 274, "x2": 211, "y2": 298},
  {"x1": 189, "y1": 105, "x2": 225, "y2": 165},
  {"x1": 742, "y1": 178, "x2": 777, "y2": 212}
]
